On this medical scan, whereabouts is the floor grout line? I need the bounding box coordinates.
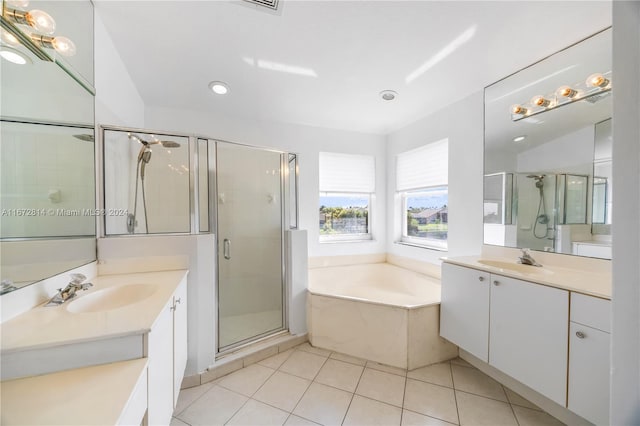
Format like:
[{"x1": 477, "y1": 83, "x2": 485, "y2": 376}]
[
  {"x1": 449, "y1": 361, "x2": 462, "y2": 425},
  {"x1": 339, "y1": 359, "x2": 368, "y2": 425}
]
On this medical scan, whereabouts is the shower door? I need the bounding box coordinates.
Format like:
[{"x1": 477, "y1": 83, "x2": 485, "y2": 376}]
[{"x1": 216, "y1": 142, "x2": 285, "y2": 352}]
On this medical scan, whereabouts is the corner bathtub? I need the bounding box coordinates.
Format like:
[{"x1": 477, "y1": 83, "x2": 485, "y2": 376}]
[{"x1": 308, "y1": 263, "x2": 458, "y2": 370}]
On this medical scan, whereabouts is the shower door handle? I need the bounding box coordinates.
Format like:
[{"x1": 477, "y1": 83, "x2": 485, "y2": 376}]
[{"x1": 223, "y1": 238, "x2": 231, "y2": 260}]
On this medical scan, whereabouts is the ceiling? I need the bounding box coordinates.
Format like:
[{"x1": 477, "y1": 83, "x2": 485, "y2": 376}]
[{"x1": 95, "y1": 1, "x2": 612, "y2": 135}]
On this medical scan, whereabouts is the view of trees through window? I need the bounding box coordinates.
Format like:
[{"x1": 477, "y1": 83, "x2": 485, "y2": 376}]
[
  {"x1": 405, "y1": 187, "x2": 448, "y2": 241},
  {"x1": 319, "y1": 194, "x2": 369, "y2": 235}
]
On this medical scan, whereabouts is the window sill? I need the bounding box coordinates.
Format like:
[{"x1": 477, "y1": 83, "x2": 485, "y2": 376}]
[
  {"x1": 320, "y1": 236, "x2": 375, "y2": 244},
  {"x1": 395, "y1": 241, "x2": 448, "y2": 252}
]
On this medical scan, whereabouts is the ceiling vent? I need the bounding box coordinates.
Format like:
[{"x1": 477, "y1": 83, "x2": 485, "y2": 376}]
[{"x1": 242, "y1": 0, "x2": 279, "y2": 11}]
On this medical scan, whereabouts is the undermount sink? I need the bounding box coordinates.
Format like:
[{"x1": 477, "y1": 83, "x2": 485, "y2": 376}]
[
  {"x1": 477, "y1": 260, "x2": 554, "y2": 275},
  {"x1": 66, "y1": 284, "x2": 158, "y2": 313}
]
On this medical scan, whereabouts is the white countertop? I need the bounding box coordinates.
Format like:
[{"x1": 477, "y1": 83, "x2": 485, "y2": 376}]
[
  {"x1": 1, "y1": 269, "x2": 188, "y2": 353},
  {"x1": 1, "y1": 358, "x2": 147, "y2": 425},
  {"x1": 442, "y1": 256, "x2": 611, "y2": 300}
]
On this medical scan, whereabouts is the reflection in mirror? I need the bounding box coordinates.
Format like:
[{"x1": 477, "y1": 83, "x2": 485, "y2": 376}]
[
  {"x1": 0, "y1": 0, "x2": 96, "y2": 294},
  {"x1": 0, "y1": 122, "x2": 96, "y2": 291},
  {"x1": 288, "y1": 153, "x2": 298, "y2": 229},
  {"x1": 592, "y1": 119, "x2": 612, "y2": 229},
  {"x1": 103, "y1": 128, "x2": 190, "y2": 235},
  {"x1": 484, "y1": 28, "x2": 612, "y2": 259},
  {"x1": 198, "y1": 138, "x2": 210, "y2": 233}
]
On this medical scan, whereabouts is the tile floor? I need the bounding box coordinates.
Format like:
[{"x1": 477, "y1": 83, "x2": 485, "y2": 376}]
[{"x1": 171, "y1": 343, "x2": 565, "y2": 426}]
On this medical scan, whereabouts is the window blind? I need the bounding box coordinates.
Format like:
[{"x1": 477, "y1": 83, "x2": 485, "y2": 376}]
[
  {"x1": 396, "y1": 139, "x2": 448, "y2": 191},
  {"x1": 319, "y1": 152, "x2": 375, "y2": 193}
]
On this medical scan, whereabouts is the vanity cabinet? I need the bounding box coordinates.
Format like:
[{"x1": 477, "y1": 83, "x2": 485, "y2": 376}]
[
  {"x1": 489, "y1": 275, "x2": 568, "y2": 406},
  {"x1": 148, "y1": 278, "x2": 188, "y2": 425},
  {"x1": 568, "y1": 293, "x2": 610, "y2": 425},
  {"x1": 440, "y1": 263, "x2": 491, "y2": 362}
]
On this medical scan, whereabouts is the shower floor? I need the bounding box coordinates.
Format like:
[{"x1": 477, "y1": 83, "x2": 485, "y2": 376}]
[{"x1": 219, "y1": 309, "x2": 284, "y2": 349}]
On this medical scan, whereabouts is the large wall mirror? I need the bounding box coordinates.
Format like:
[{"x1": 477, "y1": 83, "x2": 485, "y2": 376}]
[
  {"x1": 484, "y1": 28, "x2": 612, "y2": 260},
  {"x1": 0, "y1": 0, "x2": 96, "y2": 294}
]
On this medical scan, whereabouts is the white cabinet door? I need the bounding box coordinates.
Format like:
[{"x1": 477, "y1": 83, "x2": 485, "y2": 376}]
[
  {"x1": 568, "y1": 322, "x2": 610, "y2": 425},
  {"x1": 147, "y1": 301, "x2": 174, "y2": 426},
  {"x1": 173, "y1": 279, "x2": 188, "y2": 407},
  {"x1": 489, "y1": 275, "x2": 569, "y2": 406},
  {"x1": 441, "y1": 263, "x2": 491, "y2": 362}
]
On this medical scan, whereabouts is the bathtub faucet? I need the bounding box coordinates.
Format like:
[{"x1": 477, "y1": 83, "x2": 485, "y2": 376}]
[{"x1": 45, "y1": 273, "x2": 93, "y2": 306}]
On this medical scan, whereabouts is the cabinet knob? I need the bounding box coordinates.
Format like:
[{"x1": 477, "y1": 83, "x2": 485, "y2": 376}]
[
  {"x1": 493, "y1": 280, "x2": 500, "y2": 286},
  {"x1": 478, "y1": 276, "x2": 485, "y2": 282},
  {"x1": 176, "y1": 298, "x2": 181, "y2": 305},
  {"x1": 576, "y1": 331, "x2": 586, "y2": 339}
]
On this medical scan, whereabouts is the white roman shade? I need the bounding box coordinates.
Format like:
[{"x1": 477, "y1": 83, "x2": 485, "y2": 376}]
[
  {"x1": 319, "y1": 152, "x2": 375, "y2": 193},
  {"x1": 396, "y1": 139, "x2": 448, "y2": 191}
]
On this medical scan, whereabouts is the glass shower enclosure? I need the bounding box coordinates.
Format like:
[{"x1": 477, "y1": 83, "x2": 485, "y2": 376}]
[
  {"x1": 215, "y1": 141, "x2": 286, "y2": 351},
  {"x1": 102, "y1": 128, "x2": 292, "y2": 355}
]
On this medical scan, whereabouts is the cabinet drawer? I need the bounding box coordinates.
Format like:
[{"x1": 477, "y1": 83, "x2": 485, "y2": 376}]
[{"x1": 571, "y1": 293, "x2": 610, "y2": 332}]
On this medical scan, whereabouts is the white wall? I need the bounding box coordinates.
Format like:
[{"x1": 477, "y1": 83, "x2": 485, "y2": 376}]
[
  {"x1": 385, "y1": 92, "x2": 485, "y2": 264},
  {"x1": 611, "y1": 2, "x2": 640, "y2": 424},
  {"x1": 144, "y1": 106, "x2": 387, "y2": 258},
  {"x1": 94, "y1": 8, "x2": 144, "y2": 127},
  {"x1": 516, "y1": 126, "x2": 594, "y2": 175}
]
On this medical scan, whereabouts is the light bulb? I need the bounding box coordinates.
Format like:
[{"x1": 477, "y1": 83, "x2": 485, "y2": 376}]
[
  {"x1": 531, "y1": 95, "x2": 551, "y2": 108},
  {"x1": 30, "y1": 34, "x2": 77, "y2": 57},
  {"x1": 26, "y1": 9, "x2": 56, "y2": 35},
  {"x1": 586, "y1": 73, "x2": 610, "y2": 88},
  {"x1": 511, "y1": 104, "x2": 528, "y2": 115},
  {"x1": 556, "y1": 85, "x2": 578, "y2": 98},
  {"x1": 0, "y1": 28, "x2": 20, "y2": 47},
  {"x1": 51, "y1": 36, "x2": 76, "y2": 56},
  {"x1": 6, "y1": 0, "x2": 30, "y2": 8}
]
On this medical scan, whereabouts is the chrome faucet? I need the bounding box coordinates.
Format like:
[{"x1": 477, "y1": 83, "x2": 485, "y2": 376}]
[
  {"x1": 518, "y1": 248, "x2": 542, "y2": 267},
  {"x1": 45, "y1": 273, "x2": 93, "y2": 306},
  {"x1": 1, "y1": 279, "x2": 17, "y2": 295}
]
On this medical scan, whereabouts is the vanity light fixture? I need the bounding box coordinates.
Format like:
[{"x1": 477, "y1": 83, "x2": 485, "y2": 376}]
[
  {"x1": 380, "y1": 90, "x2": 398, "y2": 101},
  {"x1": 208, "y1": 81, "x2": 229, "y2": 95},
  {"x1": 511, "y1": 104, "x2": 528, "y2": 116},
  {"x1": 4, "y1": 7, "x2": 55, "y2": 35},
  {"x1": 0, "y1": 45, "x2": 30, "y2": 64},
  {"x1": 556, "y1": 85, "x2": 578, "y2": 99},
  {"x1": 2, "y1": 6, "x2": 77, "y2": 57},
  {"x1": 513, "y1": 135, "x2": 527, "y2": 143},
  {"x1": 510, "y1": 71, "x2": 611, "y2": 122},
  {"x1": 531, "y1": 95, "x2": 551, "y2": 108},
  {"x1": 586, "y1": 73, "x2": 610, "y2": 88},
  {"x1": 30, "y1": 34, "x2": 75, "y2": 56}
]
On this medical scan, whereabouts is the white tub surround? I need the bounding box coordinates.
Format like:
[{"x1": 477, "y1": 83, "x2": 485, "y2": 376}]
[
  {"x1": 308, "y1": 263, "x2": 457, "y2": 370},
  {"x1": 440, "y1": 249, "x2": 611, "y2": 425},
  {"x1": 1, "y1": 269, "x2": 188, "y2": 379},
  {"x1": 1, "y1": 358, "x2": 148, "y2": 426}
]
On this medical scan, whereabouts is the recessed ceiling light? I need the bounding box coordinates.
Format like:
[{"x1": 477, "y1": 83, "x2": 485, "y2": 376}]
[
  {"x1": 380, "y1": 90, "x2": 397, "y2": 101},
  {"x1": 0, "y1": 46, "x2": 30, "y2": 65},
  {"x1": 208, "y1": 81, "x2": 229, "y2": 95},
  {"x1": 513, "y1": 135, "x2": 527, "y2": 142}
]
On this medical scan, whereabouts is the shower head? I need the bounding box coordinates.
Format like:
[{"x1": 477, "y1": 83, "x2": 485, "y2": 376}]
[
  {"x1": 128, "y1": 133, "x2": 181, "y2": 148},
  {"x1": 527, "y1": 174, "x2": 545, "y2": 180}
]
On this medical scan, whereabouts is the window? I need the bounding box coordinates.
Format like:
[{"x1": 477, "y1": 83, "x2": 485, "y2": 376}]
[
  {"x1": 396, "y1": 139, "x2": 448, "y2": 249},
  {"x1": 319, "y1": 152, "x2": 375, "y2": 241}
]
